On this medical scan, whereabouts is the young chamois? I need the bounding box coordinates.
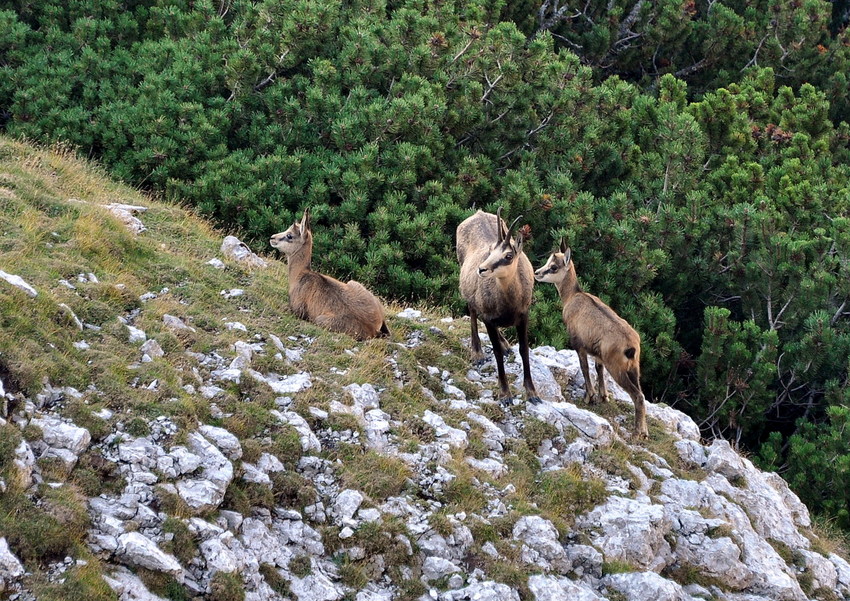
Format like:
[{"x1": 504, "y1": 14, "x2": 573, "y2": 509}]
[
  {"x1": 270, "y1": 208, "x2": 390, "y2": 341},
  {"x1": 457, "y1": 208, "x2": 540, "y2": 405},
  {"x1": 534, "y1": 241, "x2": 648, "y2": 438}
]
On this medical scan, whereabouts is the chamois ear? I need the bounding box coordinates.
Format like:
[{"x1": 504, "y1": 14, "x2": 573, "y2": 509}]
[
  {"x1": 559, "y1": 238, "x2": 568, "y2": 254},
  {"x1": 299, "y1": 208, "x2": 311, "y2": 239},
  {"x1": 562, "y1": 246, "x2": 572, "y2": 265}
]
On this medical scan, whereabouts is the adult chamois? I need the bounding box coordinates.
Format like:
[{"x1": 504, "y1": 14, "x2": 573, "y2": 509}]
[
  {"x1": 270, "y1": 208, "x2": 390, "y2": 340},
  {"x1": 534, "y1": 241, "x2": 648, "y2": 438},
  {"x1": 457, "y1": 208, "x2": 540, "y2": 405}
]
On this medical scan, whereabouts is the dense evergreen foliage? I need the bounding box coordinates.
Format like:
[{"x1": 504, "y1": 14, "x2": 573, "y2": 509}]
[{"x1": 3, "y1": 0, "x2": 850, "y2": 527}]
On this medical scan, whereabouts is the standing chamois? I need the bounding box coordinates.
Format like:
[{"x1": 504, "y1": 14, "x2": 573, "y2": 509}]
[
  {"x1": 457, "y1": 208, "x2": 541, "y2": 405},
  {"x1": 270, "y1": 208, "x2": 390, "y2": 340},
  {"x1": 534, "y1": 241, "x2": 648, "y2": 438}
]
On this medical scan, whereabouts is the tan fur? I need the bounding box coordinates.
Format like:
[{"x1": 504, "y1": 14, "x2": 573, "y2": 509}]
[
  {"x1": 535, "y1": 242, "x2": 648, "y2": 438},
  {"x1": 456, "y1": 209, "x2": 540, "y2": 404},
  {"x1": 270, "y1": 209, "x2": 389, "y2": 341}
]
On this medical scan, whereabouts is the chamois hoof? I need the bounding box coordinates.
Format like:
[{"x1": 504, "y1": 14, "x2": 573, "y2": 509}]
[
  {"x1": 473, "y1": 357, "x2": 489, "y2": 369},
  {"x1": 527, "y1": 395, "x2": 542, "y2": 405},
  {"x1": 499, "y1": 395, "x2": 516, "y2": 407}
]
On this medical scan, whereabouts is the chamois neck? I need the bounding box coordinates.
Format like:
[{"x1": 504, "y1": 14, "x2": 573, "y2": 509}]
[
  {"x1": 286, "y1": 244, "x2": 312, "y2": 281},
  {"x1": 556, "y1": 265, "x2": 581, "y2": 300}
]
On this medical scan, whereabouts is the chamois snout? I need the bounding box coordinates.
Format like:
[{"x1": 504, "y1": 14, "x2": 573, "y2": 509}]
[
  {"x1": 534, "y1": 252, "x2": 566, "y2": 283},
  {"x1": 269, "y1": 226, "x2": 300, "y2": 253}
]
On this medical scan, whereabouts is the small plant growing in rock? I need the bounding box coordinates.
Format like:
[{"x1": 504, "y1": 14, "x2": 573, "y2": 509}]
[
  {"x1": 125, "y1": 416, "x2": 151, "y2": 437},
  {"x1": 162, "y1": 517, "x2": 197, "y2": 564},
  {"x1": 258, "y1": 564, "x2": 290, "y2": 596},
  {"x1": 288, "y1": 555, "x2": 312, "y2": 578},
  {"x1": 209, "y1": 571, "x2": 245, "y2": 601}
]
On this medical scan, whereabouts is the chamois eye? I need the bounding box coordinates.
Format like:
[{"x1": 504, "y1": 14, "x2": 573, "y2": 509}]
[
  {"x1": 286, "y1": 234, "x2": 293, "y2": 241},
  {"x1": 550, "y1": 265, "x2": 558, "y2": 272},
  {"x1": 505, "y1": 253, "x2": 514, "y2": 261}
]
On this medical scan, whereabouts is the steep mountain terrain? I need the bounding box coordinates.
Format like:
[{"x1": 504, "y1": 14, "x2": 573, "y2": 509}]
[{"x1": 1, "y1": 137, "x2": 849, "y2": 601}]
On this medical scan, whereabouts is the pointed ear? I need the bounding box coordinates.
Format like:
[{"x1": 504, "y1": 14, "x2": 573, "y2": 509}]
[
  {"x1": 559, "y1": 238, "x2": 568, "y2": 254},
  {"x1": 515, "y1": 235, "x2": 524, "y2": 255},
  {"x1": 299, "y1": 208, "x2": 311, "y2": 240},
  {"x1": 562, "y1": 247, "x2": 571, "y2": 265}
]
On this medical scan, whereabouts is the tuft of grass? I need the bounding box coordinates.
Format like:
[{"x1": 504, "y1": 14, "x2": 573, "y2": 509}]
[
  {"x1": 288, "y1": 555, "x2": 312, "y2": 578},
  {"x1": 602, "y1": 559, "x2": 638, "y2": 575},
  {"x1": 161, "y1": 517, "x2": 197, "y2": 564},
  {"x1": 808, "y1": 514, "x2": 850, "y2": 558},
  {"x1": 33, "y1": 560, "x2": 117, "y2": 601},
  {"x1": 209, "y1": 571, "x2": 245, "y2": 601},
  {"x1": 258, "y1": 564, "x2": 290, "y2": 597},
  {"x1": 0, "y1": 484, "x2": 89, "y2": 563},
  {"x1": 522, "y1": 416, "x2": 560, "y2": 452},
  {"x1": 533, "y1": 464, "x2": 608, "y2": 529},
  {"x1": 136, "y1": 568, "x2": 189, "y2": 601},
  {"x1": 336, "y1": 448, "x2": 412, "y2": 501}
]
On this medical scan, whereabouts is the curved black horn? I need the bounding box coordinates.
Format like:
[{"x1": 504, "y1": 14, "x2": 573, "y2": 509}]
[
  {"x1": 506, "y1": 214, "x2": 523, "y2": 238},
  {"x1": 496, "y1": 206, "x2": 505, "y2": 242}
]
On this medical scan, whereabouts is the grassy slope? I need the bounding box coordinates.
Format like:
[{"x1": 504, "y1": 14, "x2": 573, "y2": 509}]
[{"x1": 1, "y1": 136, "x2": 848, "y2": 600}]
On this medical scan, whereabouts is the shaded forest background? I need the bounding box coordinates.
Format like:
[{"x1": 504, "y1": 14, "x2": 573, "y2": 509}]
[{"x1": 2, "y1": 0, "x2": 850, "y2": 528}]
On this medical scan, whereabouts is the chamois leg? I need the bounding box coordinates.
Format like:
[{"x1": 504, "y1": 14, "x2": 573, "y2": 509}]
[
  {"x1": 613, "y1": 368, "x2": 649, "y2": 439},
  {"x1": 577, "y1": 349, "x2": 594, "y2": 405},
  {"x1": 498, "y1": 331, "x2": 513, "y2": 355},
  {"x1": 516, "y1": 313, "x2": 541, "y2": 404},
  {"x1": 594, "y1": 359, "x2": 608, "y2": 403},
  {"x1": 484, "y1": 321, "x2": 512, "y2": 404},
  {"x1": 468, "y1": 308, "x2": 485, "y2": 365}
]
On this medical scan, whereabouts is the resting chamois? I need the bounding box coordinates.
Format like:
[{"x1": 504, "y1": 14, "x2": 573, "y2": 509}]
[
  {"x1": 270, "y1": 208, "x2": 389, "y2": 340},
  {"x1": 457, "y1": 208, "x2": 540, "y2": 405},
  {"x1": 534, "y1": 241, "x2": 648, "y2": 438}
]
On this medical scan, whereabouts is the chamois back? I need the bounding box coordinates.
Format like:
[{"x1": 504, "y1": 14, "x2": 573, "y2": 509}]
[{"x1": 270, "y1": 209, "x2": 389, "y2": 341}]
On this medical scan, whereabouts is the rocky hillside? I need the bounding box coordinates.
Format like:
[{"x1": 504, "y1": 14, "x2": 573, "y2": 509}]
[{"x1": 0, "y1": 136, "x2": 849, "y2": 601}]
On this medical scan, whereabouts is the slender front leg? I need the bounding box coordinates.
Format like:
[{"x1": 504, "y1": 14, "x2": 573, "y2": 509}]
[
  {"x1": 516, "y1": 313, "x2": 541, "y2": 404},
  {"x1": 578, "y1": 349, "x2": 594, "y2": 405},
  {"x1": 469, "y1": 308, "x2": 484, "y2": 365},
  {"x1": 595, "y1": 359, "x2": 608, "y2": 403},
  {"x1": 484, "y1": 321, "x2": 511, "y2": 404}
]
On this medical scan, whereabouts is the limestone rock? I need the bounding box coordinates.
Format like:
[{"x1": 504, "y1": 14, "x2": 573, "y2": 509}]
[
  {"x1": 576, "y1": 495, "x2": 672, "y2": 572},
  {"x1": 512, "y1": 515, "x2": 570, "y2": 573},
  {"x1": 602, "y1": 571, "x2": 692, "y2": 601},
  {"x1": 221, "y1": 236, "x2": 268, "y2": 269},
  {"x1": 116, "y1": 532, "x2": 182, "y2": 578},
  {"x1": 527, "y1": 574, "x2": 602, "y2": 601}
]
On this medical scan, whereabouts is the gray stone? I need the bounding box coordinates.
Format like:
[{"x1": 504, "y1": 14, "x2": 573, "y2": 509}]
[
  {"x1": 439, "y1": 581, "x2": 520, "y2": 601},
  {"x1": 422, "y1": 410, "x2": 468, "y2": 449},
  {"x1": 198, "y1": 424, "x2": 243, "y2": 461},
  {"x1": 512, "y1": 515, "x2": 570, "y2": 573},
  {"x1": 422, "y1": 556, "x2": 461, "y2": 581},
  {"x1": 116, "y1": 532, "x2": 182, "y2": 578},
  {"x1": 221, "y1": 236, "x2": 268, "y2": 269},
  {"x1": 333, "y1": 489, "x2": 364, "y2": 524},
  {"x1": 528, "y1": 574, "x2": 602, "y2": 601},
  {"x1": 603, "y1": 571, "x2": 691, "y2": 601},
  {"x1": 30, "y1": 415, "x2": 91, "y2": 454},
  {"x1": 576, "y1": 495, "x2": 672, "y2": 572},
  {"x1": 0, "y1": 270, "x2": 37, "y2": 297}
]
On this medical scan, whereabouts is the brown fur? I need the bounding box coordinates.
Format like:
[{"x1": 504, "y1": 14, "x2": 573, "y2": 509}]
[
  {"x1": 270, "y1": 209, "x2": 389, "y2": 341},
  {"x1": 534, "y1": 242, "x2": 648, "y2": 438},
  {"x1": 456, "y1": 209, "x2": 540, "y2": 404}
]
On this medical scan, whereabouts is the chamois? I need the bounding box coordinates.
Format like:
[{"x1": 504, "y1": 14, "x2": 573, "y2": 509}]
[
  {"x1": 270, "y1": 208, "x2": 390, "y2": 341},
  {"x1": 534, "y1": 241, "x2": 648, "y2": 438},
  {"x1": 457, "y1": 208, "x2": 540, "y2": 405}
]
